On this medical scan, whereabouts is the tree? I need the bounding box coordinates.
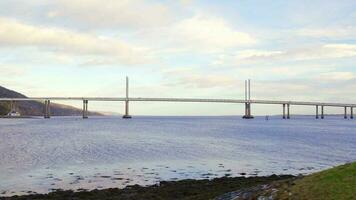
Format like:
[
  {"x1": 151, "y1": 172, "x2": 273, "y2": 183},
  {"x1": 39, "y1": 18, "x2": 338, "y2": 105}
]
[{"x1": 0, "y1": 102, "x2": 11, "y2": 115}]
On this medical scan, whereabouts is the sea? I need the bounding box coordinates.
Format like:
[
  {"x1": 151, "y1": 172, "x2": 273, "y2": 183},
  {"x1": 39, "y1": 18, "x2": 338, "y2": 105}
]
[{"x1": 0, "y1": 116, "x2": 355, "y2": 196}]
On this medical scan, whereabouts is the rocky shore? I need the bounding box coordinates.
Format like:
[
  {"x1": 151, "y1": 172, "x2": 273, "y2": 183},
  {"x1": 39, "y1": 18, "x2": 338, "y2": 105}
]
[
  {"x1": 2, "y1": 162, "x2": 355, "y2": 200},
  {"x1": 1, "y1": 175, "x2": 294, "y2": 200}
]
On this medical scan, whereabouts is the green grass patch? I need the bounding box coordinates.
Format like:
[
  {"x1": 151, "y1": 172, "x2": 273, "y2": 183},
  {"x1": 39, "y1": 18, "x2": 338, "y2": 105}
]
[{"x1": 277, "y1": 162, "x2": 356, "y2": 200}]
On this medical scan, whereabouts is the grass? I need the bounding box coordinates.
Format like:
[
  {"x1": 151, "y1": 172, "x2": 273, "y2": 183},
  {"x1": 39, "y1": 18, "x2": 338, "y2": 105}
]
[{"x1": 277, "y1": 162, "x2": 356, "y2": 200}]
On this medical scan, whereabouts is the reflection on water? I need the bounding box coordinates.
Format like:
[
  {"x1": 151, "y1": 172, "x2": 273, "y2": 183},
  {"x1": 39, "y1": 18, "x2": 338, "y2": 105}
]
[{"x1": 0, "y1": 116, "x2": 355, "y2": 196}]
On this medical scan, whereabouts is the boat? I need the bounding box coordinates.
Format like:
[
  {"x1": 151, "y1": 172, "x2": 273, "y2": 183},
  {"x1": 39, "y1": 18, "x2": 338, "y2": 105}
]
[{"x1": 7, "y1": 110, "x2": 21, "y2": 117}]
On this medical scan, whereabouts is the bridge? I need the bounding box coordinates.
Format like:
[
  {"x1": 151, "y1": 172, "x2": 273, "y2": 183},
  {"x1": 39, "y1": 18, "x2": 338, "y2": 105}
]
[{"x1": 0, "y1": 78, "x2": 355, "y2": 119}]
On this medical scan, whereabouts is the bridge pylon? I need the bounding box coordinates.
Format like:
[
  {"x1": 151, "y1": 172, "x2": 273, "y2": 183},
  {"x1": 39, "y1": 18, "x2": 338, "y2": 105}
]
[
  {"x1": 123, "y1": 76, "x2": 132, "y2": 119},
  {"x1": 242, "y1": 79, "x2": 254, "y2": 119}
]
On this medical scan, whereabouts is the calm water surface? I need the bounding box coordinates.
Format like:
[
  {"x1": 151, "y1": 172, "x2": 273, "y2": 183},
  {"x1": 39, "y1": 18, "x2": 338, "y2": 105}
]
[{"x1": 0, "y1": 116, "x2": 355, "y2": 196}]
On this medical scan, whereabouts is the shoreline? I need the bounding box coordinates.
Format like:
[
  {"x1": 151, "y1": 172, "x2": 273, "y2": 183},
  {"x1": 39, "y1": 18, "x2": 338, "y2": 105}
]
[
  {"x1": 2, "y1": 162, "x2": 355, "y2": 199},
  {"x1": 0, "y1": 116, "x2": 36, "y2": 119},
  {"x1": 0, "y1": 174, "x2": 295, "y2": 200}
]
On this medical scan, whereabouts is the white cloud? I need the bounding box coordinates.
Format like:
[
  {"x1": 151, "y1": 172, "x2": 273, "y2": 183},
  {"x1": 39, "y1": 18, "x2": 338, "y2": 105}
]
[
  {"x1": 318, "y1": 72, "x2": 356, "y2": 81},
  {"x1": 235, "y1": 50, "x2": 283, "y2": 60},
  {"x1": 270, "y1": 44, "x2": 356, "y2": 60},
  {"x1": 180, "y1": 0, "x2": 194, "y2": 7},
  {"x1": 0, "y1": 64, "x2": 27, "y2": 76},
  {"x1": 172, "y1": 15, "x2": 256, "y2": 52},
  {"x1": 163, "y1": 68, "x2": 238, "y2": 88},
  {"x1": 321, "y1": 44, "x2": 356, "y2": 58},
  {"x1": 1, "y1": 0, "x2": 257, "y2": 56},
  {"x1": 176, "y1": 75, "x2": 237, "y2": 88},
  {"x1": 232, "y1": 64, "x2": 336, "y2": 80},
  {"x1": 296, "y1": 27, "x2": 356, "y2": 39},
  {"x1": 50, "y1": 0, "x2": 172, "y2": 29},
  {"x1": 0, "y1": 17, "x2": 152, "y2": 65},
  {"x1": 135, "y1": 14, "x2": 257, "y2": 54},
  {"x1": 214, "y1": 44, "x2": 356, "y2": 67}
]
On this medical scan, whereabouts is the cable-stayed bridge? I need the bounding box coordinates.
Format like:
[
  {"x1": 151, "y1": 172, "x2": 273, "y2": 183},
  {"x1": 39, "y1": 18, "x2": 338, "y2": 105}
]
[{"x1": 0, "y1": 78, "x2": 354, "y2": 119}]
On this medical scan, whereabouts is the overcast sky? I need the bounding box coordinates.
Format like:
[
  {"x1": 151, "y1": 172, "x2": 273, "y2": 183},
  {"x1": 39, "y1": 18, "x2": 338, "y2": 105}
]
[{"x1": 1, "y1": 0, "x2": 356, "y2": 115}]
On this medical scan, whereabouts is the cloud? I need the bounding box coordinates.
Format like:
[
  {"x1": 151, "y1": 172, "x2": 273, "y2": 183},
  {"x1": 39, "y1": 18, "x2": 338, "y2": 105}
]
[
  {"x1": 279, "y1": 44, "x2": 356, "y2": 60},
  {"x1": 172, "y1": 15, "x2": 256, "y2": 52},
  {"x1": 296, "y1": 27, "x2": 356, "y2": 39},
  {"x1": 0, "y1": 64, "x2": 27, "y2": 76},
  {"x1": 135, "y1": 14, "x2": 257, "y2": 54},
  {"x1": 0, "y1": 17, "x2": 152, "y2": 65},
  {"x1": 318, "y1": 72, "x2": 356, "y2": 81},
  {"x1": 175, "y1": 74, "x2": 237, "y2": 88},
  {"x1": 163, "y1": 68, "x2": 238, "y2": 88},
  {"x1": 49, "y1": 0, "x2": 172, "y2": 29},
  {"x1": 180, "y1": 0, "x2": 194, "y2": 7},
  {"x1": 234, "y1": 50, "x2": 283, "y2": 60},
  {"x1": 214, "y1": 44, "x2": 356, "y2": 67},
  {"x1": 0, "y1": 1, "x2": 257, "y2": 55},
  {"x1": 262, "y1": 44, "x2": 356, "y2": 60},
  {"x1": 230, "y1": 64, "x2": 336, "y2": 80}
]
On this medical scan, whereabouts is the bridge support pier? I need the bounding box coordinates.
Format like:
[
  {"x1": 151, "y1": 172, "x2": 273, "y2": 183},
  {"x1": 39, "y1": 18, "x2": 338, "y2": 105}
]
[
  {"x1": 344, "y1": 106, "x2": 347, "y2": 119},
  {"x1": 123, "y1": 100, "x2": 131, "y2": 118},
  {"x1": 44, "y1": 100, "x2": 51, "y2": 118},
  {"x1": 10, "y1": 100, "x2": 15, "y2": 113},
  {"x1": 351, "y1": 107, "x2": 354, "y2": 119},
  {"x1": 83, "y1": 100, "x2": 88, "y2": 119},
  {"x1": 242, "y1": 103, "x2": 253, "y2": 119},
  {"x1": 321, "y1": 106, "x2": 324, "y2": 119},
  {"x1": 316, "y1": 105, "x2": 319, "y2": 119},
  {"x1": 123, "y1": 76, "x2": 132, "y2": 119},
  {"x1": 282, "y1": 104, "x2": 286, "y2": 119}
]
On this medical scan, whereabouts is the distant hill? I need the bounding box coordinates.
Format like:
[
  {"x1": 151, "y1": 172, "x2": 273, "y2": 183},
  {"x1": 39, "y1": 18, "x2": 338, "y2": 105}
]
[{"x1": 0, "y1": 86, "x2": 102, "y2": 116}]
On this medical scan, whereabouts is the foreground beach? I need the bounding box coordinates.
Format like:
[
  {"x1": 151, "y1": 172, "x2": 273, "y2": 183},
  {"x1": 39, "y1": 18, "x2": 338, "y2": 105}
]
[
  {"x1": 2, "y1": 162, "x2": 355, "y2": 200},
  {"x1": 0, "y1": 175, "x2": 295, "y2": 200}
]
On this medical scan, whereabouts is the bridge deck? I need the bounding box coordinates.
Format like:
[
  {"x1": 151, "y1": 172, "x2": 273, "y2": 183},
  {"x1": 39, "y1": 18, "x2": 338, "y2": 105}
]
[{"x1": 0, "y1": 97, "x2": 355, "y2": 107}]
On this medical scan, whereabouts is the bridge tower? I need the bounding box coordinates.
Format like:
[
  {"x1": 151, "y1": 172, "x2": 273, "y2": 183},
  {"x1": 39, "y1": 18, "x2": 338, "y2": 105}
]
[
  {"x1": 123, "y1": 76, "x2": 132, "y2": 119},
  {"x1": 242, "y1": 79, "x2": 254, "y2": 119}
]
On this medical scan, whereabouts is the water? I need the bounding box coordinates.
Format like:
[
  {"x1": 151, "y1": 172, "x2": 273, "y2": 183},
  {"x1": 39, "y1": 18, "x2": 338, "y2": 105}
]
[{"x1": 0, "y1": 116, "x2": 355, "y2": 196}]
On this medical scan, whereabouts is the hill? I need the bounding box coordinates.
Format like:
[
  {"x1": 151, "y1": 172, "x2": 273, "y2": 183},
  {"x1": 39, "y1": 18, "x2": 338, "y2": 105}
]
[{"x1": 0, "y1": 86, "x2": 102, "y2": 116}]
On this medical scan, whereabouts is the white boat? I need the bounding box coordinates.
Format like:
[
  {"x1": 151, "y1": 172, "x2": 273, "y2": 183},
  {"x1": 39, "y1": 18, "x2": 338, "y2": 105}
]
[{"x1": 7, "y1": 110, "x2": 21, "y2": 117}]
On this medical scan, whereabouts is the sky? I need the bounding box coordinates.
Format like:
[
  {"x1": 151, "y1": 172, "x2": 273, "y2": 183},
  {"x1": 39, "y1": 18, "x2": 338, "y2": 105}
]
[{"x1": 0, "y1": 0, "x2": 356, "y2": 115}]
